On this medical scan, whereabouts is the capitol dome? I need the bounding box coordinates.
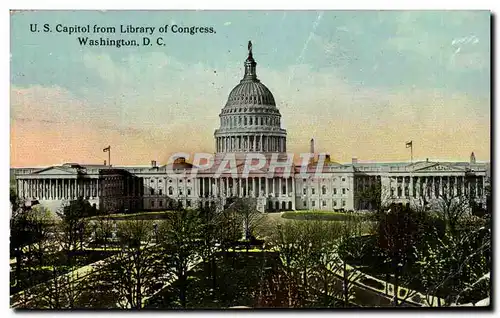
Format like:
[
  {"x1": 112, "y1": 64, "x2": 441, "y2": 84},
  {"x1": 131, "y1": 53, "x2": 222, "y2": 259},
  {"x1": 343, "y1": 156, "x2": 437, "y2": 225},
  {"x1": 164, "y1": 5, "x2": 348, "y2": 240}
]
[
  {"x1": 225, "y1": 75, "x2": 276, "y2": 107},
  {"x1": 214, "y1": 41, "x2": 287, "y2": 154}
]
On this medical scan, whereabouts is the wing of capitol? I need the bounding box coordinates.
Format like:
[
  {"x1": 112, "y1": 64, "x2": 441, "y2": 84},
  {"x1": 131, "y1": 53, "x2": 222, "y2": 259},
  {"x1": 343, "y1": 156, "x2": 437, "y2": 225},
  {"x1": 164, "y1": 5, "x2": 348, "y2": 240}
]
[{"x1": 11, "y1": 42, "x2": 490, "y2": 215}]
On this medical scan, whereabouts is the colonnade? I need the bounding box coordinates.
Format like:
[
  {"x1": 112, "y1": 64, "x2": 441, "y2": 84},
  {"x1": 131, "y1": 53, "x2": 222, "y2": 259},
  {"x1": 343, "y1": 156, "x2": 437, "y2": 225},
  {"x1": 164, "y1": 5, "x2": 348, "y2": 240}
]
[
  {"x1": 17, "y1": 178, "x2": 101, "y2": 200},
  {"x1": 388, "y1": 175, "x2": 485, "y2": 199},
  {"x1": 197, "y1": 176, "x2": 295, "y2": 198},
  {"x1": 216, "y1": 135, "x2": 286, "y2": 152}
]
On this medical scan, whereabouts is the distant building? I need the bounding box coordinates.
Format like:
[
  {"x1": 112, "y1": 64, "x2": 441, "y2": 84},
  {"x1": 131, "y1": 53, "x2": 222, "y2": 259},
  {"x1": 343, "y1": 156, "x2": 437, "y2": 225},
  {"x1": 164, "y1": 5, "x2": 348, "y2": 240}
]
[{"x1": 12, "y1": 43, "x2": 489, "y2": 214}]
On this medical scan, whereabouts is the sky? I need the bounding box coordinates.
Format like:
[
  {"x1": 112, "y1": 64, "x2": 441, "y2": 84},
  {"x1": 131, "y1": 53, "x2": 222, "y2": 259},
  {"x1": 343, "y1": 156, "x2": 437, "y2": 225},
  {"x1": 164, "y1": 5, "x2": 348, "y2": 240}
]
[{"x1": 10, "y1": 10, "x2": 490, "y2": 167}]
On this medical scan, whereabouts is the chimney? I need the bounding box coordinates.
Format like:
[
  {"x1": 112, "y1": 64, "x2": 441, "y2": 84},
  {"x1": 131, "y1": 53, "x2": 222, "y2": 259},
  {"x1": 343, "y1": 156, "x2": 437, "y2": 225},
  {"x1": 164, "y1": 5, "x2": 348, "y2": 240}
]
[
  {"x1": 352, "y1": 157, "x2": 358, "y2": 164},
  {"x1": 426, "y1": 158, "x2": 429, "y2": 162},
  {"x1": 151, "y1": 160, "x2": 157, "y2": 168},
  {"x1": 470, "y1": 152, "x2": 476, "y2": 164},
  {"x1": 325, "y1": 154, "x2": 331, "y2": 163},
  {"x1": 104, "y1": 160, "x2": 107, "y2": 166}
]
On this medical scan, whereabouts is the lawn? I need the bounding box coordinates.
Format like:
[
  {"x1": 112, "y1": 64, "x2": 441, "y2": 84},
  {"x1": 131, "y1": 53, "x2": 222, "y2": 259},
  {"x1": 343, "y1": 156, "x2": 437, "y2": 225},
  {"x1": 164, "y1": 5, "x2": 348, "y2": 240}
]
[
  {"x1": 89, "y1": 211, "x2": 175, "y2": 221},
  {"x1": 281, "y1": 210, "x2": 367, "y2": 222},
  {"x1": 10, "y1": 249, "x2": 118, "y2": 295}
]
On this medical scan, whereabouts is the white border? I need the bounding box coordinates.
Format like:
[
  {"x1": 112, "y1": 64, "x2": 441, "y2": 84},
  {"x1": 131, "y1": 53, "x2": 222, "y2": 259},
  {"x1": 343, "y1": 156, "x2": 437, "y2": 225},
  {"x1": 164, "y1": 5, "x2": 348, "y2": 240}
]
[{"x1": 2, "y1": 1, "x2": 497, "y2": 317}]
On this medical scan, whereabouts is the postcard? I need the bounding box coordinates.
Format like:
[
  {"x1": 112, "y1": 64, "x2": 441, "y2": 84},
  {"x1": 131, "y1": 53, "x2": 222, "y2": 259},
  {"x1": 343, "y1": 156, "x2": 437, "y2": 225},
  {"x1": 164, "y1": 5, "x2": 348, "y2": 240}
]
[{"x1": 9, "y1": 10, "x2": 491, "y2": 309}]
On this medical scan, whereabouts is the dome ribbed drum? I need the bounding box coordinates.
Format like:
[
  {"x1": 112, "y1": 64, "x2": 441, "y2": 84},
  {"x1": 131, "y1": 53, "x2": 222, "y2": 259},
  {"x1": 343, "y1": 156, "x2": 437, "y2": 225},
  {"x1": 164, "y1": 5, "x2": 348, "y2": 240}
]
[{"x1": 214, "y1": 41, "x2": 287, "y2": 153}]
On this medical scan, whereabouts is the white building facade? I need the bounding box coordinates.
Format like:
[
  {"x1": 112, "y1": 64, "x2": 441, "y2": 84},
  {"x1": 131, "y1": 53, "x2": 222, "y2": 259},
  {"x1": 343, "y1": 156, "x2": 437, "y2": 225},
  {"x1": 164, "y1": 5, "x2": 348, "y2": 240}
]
[{"x1": 12, "y1": 44, "x2": 489, "y2": 214}]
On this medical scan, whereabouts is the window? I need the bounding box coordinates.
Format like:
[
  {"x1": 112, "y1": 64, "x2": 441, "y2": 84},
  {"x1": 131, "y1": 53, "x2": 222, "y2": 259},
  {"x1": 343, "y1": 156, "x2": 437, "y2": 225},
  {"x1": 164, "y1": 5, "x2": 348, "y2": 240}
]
[
  {"x1": 342, "y1": 177, "x2": 346, "y2": 182},
  {"x1": 312, "y1": 201, "x2": 316, "y2": 207},
  {"x1": 322, "y1": 186, "x2": 327, "y2": 195},
  {"x1": 150, "y1": 188, "x2": 155, "y2": 195},
  {"x1": 180, "y1": 179, "x2": 183, "y2": 183},
  {"x1": 303, "y1": 188, "x2": 307, "y2": 195},
  {"x1": 342, "y1": 188, "x2": 346, "y2": 195},
  {"x1": 187, "y1": 189, "x2": 191, "y2": 195},
  {"x1": 151, "y1": 200, "x2": 155, "y2": 208},
  {"x1": 168, "y1": 187, "x2": 173, "y2": 195},
  {"x1": 342, "y1": 200, "x2": 346, "y2": 207},
  {"x1": 158, "y1": 189, "x2": 162, "y2": 195},
  {"x1": 333, "y1": 200, "x2": 337, "y2": 207},
  {"x1": 159, "y1": 200, "x2": 163, "y2": 207},
  {"x1": 333, "y1": 188, "x2": 337, "y2": 195},
  {"x1": 159, "y1": 179, "x2": 162, "y2": 183},
  {"x1": 151, "y1": 179, "x2": 154, "y2": 183},
  {"x1": 303, "y1": 201, "x2": 307, "y2": 207},
  {"x1": 186, "y1": 200, "x2": 191, "y2": 207},
  {"x1": 179, "y1": 188, "x2": 183, "y2": 196},
  {"x1": 322, "y1": 200, "x2": 326, "y2": 207},
  {"x1": 312, "y1": 188, "x2": 315, "y2": 195}
]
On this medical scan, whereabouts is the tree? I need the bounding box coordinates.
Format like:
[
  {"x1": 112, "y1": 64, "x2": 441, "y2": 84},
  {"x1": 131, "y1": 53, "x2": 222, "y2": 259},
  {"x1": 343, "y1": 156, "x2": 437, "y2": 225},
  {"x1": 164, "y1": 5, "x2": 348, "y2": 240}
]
[
  {"x1": 111, "y1": 219, "x2": 160, "y2": 309},
  {"x1": 270, "y1": 220, "x2": 362, "y2": 308},
  {"x1": 56, "y1": 198, "x2": 97, "y2": 258},
  {"x1": 10, "y1": 205, "x2": 52, "y2": 291},
  {"x1": 375, "y1": 203, "x2": 428, "y2": 306},
  {"x1": 159, "y1": 209, "x2": 204, "y2": 308},
  {"x1": 197, "y1": 202, "x2": 221, "y2": 291}
]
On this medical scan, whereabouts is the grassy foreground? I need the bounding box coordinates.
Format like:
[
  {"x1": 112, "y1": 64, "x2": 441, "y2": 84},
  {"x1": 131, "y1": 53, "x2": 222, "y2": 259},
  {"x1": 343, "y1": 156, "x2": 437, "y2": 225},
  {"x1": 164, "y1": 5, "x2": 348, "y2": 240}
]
[{"x1": 281, "y1": 210, "x2": 366, "y2": 221}]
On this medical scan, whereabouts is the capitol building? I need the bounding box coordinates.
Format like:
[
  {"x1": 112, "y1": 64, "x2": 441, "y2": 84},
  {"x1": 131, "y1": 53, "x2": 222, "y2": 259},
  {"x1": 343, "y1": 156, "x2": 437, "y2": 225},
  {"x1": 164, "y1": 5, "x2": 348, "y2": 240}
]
[{"x1": 12, "y1": 43, "x2": 490, "y2": 214}]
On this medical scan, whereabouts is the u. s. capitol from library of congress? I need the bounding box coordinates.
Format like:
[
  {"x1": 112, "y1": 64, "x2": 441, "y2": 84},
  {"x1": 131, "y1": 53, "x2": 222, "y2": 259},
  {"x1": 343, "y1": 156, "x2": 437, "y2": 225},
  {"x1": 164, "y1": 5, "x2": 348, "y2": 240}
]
[{"x1": 12, "y1": 43, "x2": 490, "y2": 214}]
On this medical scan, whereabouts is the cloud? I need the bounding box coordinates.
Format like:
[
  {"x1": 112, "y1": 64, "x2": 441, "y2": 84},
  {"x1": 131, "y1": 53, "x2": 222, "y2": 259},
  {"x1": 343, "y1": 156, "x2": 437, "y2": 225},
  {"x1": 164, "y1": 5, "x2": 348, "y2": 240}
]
[{"x1": 11, "y1": 47, "x2": 490, "y2": 166}]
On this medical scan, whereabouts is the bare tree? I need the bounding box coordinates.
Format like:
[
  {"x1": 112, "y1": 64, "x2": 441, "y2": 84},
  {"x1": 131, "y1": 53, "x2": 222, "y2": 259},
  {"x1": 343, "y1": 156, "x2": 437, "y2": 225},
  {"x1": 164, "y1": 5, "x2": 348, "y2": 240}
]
[{"x1": 159, "y1": 209, "x2": 203, "y2": 308}]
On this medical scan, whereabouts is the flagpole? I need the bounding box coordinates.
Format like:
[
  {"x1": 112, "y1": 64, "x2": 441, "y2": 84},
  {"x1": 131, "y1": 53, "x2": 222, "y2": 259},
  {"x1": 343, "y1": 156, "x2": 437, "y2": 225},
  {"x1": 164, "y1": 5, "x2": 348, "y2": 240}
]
[{"x1": 411, "y1": 144, "x2": 413, "y2": 164}]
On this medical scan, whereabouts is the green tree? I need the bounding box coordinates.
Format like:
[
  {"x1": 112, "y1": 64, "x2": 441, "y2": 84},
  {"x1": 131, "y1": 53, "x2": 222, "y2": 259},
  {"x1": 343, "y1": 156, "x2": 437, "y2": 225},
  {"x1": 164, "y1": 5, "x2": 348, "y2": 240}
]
[{"x1": 159, "y1": 209, "x2": 203, "y2": 308}]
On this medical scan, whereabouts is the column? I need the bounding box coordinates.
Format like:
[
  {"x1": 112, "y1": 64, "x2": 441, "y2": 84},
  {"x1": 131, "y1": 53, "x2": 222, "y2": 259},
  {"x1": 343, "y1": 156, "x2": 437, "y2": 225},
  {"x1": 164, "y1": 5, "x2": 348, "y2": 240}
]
[
  {"x1": 272, "y1": 178, "x2": 276, "y2": 197},
  {"x1": 265, "y1": 177, "x2": 269, "y2": 197},
  {"x1": 482, "y1": 176, "x2": 486, "y2": 198},
  {"x1": 285, "y1": 177, "x2": 289, "y2": 196},
  {"x1": 252, "y1": 177, "x2": 256, "y2": 197},
  {"x1": 253, "y1": 135, "x2": 256, "y2": 152},
  {"x1": 245, "y1": 178, "x2": 249, "y2": 197},
  {"x1": 279, "y1": 178, "x2": 283, "y2": 197}
]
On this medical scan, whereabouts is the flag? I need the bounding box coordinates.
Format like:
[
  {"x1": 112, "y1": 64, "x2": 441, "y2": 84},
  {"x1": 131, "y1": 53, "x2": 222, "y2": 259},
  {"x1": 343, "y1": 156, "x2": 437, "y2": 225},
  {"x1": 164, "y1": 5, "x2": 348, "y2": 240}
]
[
  {"x1": 103, "y1": 146, "x2": 110, "y2": 152},
  {"x1": 406, "y1": 141, "x2": 412, "y2": 148}
]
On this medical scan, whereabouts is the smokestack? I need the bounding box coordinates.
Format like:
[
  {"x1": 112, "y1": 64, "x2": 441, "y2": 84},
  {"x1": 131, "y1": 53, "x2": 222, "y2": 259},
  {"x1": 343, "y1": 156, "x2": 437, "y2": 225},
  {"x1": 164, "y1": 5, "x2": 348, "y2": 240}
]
[
  {"x1": 151, "y1": 160, "x2": 157, "y2": 168},
  {"x1": 352, "y1": 157, "x2": 358, "y2": 164},
  {"x1": 310, "y1": 138, "x2": 315, "y2": 154},
  {"x1": 470, "y1": 152, "x2": 476, "y2": 164}
]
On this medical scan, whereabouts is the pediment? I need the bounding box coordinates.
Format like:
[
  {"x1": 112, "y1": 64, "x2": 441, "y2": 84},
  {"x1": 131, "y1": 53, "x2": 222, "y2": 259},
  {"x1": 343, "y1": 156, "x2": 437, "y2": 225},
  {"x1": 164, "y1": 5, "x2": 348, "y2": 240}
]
[
  {"x1": 413, "y1": 163, "x2": 465, "y2": 173},
  {"x1": 32, "y1": 167, "x2": 79, "y2": 175}
]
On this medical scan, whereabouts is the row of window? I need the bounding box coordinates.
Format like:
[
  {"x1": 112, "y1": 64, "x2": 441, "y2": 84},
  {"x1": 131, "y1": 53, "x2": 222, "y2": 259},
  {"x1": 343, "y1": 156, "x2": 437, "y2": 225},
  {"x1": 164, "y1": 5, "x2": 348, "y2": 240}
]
[
  {"x1": 222, "y1": 115, "x2": 280, "y2": 127},
  {"x1": 303, "y1": 177, "x2": 347, "y2": 183},
  {"x1": 305, "y1": 200, "x2": 346, "y2": 207},
  {"x1": 150, "y1": 199, "x2": 192, "y2": 208},
  {"x1": 149, "y1": 187, "x2": 192, "y2": 196},
  {"x1": 303, "y1": 187, "x2": 347, "y2": 195},
  {"x1": 149, "y1": 179, "x2": 191, "y2": 183}
]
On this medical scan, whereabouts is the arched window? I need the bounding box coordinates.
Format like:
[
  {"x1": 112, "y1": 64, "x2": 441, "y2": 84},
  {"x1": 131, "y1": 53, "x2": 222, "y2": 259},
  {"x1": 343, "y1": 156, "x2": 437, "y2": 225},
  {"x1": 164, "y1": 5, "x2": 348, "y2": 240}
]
[
  {"x1": 322, "y1": 186, "x2": 327, "y2": 195},
  {"x1": 249, "y1": 117, "x2": 253, "y2": 125},
  {"x1": 244, "y1": 117, "x2": 247, "y2": 125},
  {"x1": 168, "y1": 186, "x2": 173, "y2": 195}
]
